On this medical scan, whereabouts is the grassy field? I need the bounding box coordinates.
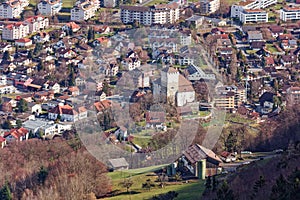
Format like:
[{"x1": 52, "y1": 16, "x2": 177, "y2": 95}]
[
  {"x1": 106, "y1": 165, "x2": 205, "y2": 200},
  {"x1": 266, "y1": 44, "x2": 280, "y2": 53},
  {"x1": 132, "y1": 135, "x2": 151, "y2": 148},
  {"x1": 30, "y1": 0, "x2": 74, "y2": 8},
  {"x1": 145, "y1": 0, "x2": 170, "y2": 6}
]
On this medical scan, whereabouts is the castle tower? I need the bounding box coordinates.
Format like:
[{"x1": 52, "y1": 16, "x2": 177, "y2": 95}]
[{"x1": 161, "y1": 66, "x2": 179, "y2": 104}]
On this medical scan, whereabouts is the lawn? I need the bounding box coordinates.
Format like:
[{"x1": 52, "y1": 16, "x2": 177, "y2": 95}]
[
  {"x1": 132, "y1": 135, "x2": 151, "y2": 148},
  {"x1": 266, "y1": 44, "x2": 280, "y2": 53},
  {"x1": 145, "y1": 0, "x2": 169, "y2": 6},
  {"x1": 106, "y1": 166, "x2": 205, "y2": 200}
]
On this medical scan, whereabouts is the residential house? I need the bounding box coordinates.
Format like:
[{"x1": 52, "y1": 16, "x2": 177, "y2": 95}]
[
  {"x1": 0, "y1": 136, "x2": 6, "y2": 148},
  {"x1": 71, "y1": 0, "x2": 100, "y2": 21},
  {"x1": 62, "y1": 22, "x2": 81, "y2": 33},
  {"x1": 185, "y1": 15, "x2": 204, "y2": 28},
  {"x1": 48, "y1": 104, "x2": 87, "y2": 122},
  {"x1": 177, "y1": 144, "x2": 222, "y2": 178},
  {"x1": 247, "y1": 31, "x2": 264, "y2": 42},
  {"x1": 120, "y1": 3, "x2": 180, "y2": 25},
  {"x1": 145, "y1": 111, "x2": 165, "y2": 127},
  {"x1": 108, "y1": 158, "x2": 129, "y2": 171},
  {"x1": 0, "y1": 0, "x2": 29, "y2": 18},
  {"x1": 286, "y1": 86, "x2": 300, "y2": 105},
  {"x1": 114, "y1": 126, "x2": 127, "y2": 140},
  {"x1": 103, "y1": 0, "x2": 118, "y2": 8},
  {"x1": 121, "y1": 51, "x2": 141, "y2": 71},
  {"x1": 259, "y1": 92, "x2": 275, "y2": 114},
  {"x1": 2, "y1": 22, "x2": 29, "y2": 40},
  {"x1": 15, "y1": 38, "x2": 32, "y2": 47},
  {"x1": 4, "y1": 127, "x2": 29, "y2": 142},
  {"x1": 281, "y1": 54, "x2": 298, "y2": 67},
  {"x1": 38, "y1": 0, "x2": 62, "y2": 16},
  {"x1": 280, "y1": 7, "x2": 300, "y2": 21}
]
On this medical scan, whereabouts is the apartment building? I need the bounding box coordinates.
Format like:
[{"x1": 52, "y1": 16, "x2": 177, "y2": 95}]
[
  {"x1": 71, "y1": 2, "x2": 95, "y2": 21},
  {"x1": 280, "y1": 7, "x2": 300, "y2": 21},
  {"x1": 120, "y1": 2, "x2": 179, "y2": 25},
  {"x1": 0, "y1": 0, "x2": 29, "y2": 19},
  {"x1": 240, "y1": 9, "x2": 268, "y2": 23},
  {"x1": 38, "y1": 0, "x2": 62, "y2": 16},
  {"x1": 200, "y1": 0, "x2": 220, "y2": 14},
  {"x1": 286, "y1": 86, "x2": 300, "y2": 105},
  {"x1": 215, "y1": 85, "x2": 246, "y2": 109},
  {"x1": 24, "y1": 15, "x2": 49, "y2": 32},
  {"x1": 2, "y1": 22, "x2": 29, "y2": 40},
  {"x1": 231, "y1": 0, "x2": 277, "y2": 18}
]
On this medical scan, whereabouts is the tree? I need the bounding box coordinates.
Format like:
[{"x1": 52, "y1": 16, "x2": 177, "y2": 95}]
[
  {"x1": 212, "y1": 175, "x2": 218, "y2": 191},
  {"x1": 225, "y1": 132, "x2": 237, "y2": 152},
  {"x1": 174, "y1": 172, "x2": 182, "y2": 182},
  {"x1": 16, "y1": 119, "x2": 22, "y2": 128},
  {"x1": 37, "y1": 60, "x2": 44, "y2": 72},
  {"x1": 216, "y1": 181, "x2": 235, "y2": 200},
  {"x1": 0, "y1": 181, "x2": 12, "y2": 200},
  {"x1": 2, "y1": 51, "x2": 10, "y2": 62},
  {"x1": 2, "y1": 120, "x2": 12, "y2": 129},
  {"x1": 142, "y1": 179, "x2": 154, "y2": 191},
  {"x1": 205, "y1": 176, "x2": 212, "y2": 191},
  {"x1": 250, "y1": 175, "x2": 265, "y2": 200},
  {"x1": 119, "y1": 178, "x2": 133, "y2": 193},
  {"x1": 151, "y1": 191, "x2": 178, "y2": 200},
  {"x1": 87, "y1": 27, "x2": 95, "y2": 41},
  {"x1": 27, "y1": 50, "x2": 34, "y2": 59},
  {"x1": 38, "y1": 166, "x2": 48, "y2": 185},
  {"x1": 17, "y1": 98, "x2": 28, "y2": 112}
]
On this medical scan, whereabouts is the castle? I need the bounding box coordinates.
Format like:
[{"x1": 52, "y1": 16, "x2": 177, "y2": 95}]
[{"x1": 153, "y1": 66, "x2": 196, "y2": 107}]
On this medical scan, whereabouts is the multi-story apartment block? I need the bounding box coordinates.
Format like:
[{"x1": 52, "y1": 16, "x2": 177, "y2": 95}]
[
  {"x1": 215, "y1": 85, "x2": 246, "y2": 109},
  {"x1": 280, "y1": 7, "x2": 300, "y2": 21},
  {"x1": 200, "y1": 0, "x2": 220, "y2": 14},
  {"x1": 38, "y1": 0, "x2": 62, "y2": 16},
  {"x1": 0, "y1": 0, "x2": 29, "y2": 19},
  {"x1": 120, "y1": 2, "x2": 179, "y2": 25},
  {"x1": 239, "y1": 9, "x2": 268, "y2": 23},
  {"x1": 2, "y1": 22, "x2": 29, "y2": 40},
  {"x1": 24, "y1": 15, "x2": 49, "y2": 32},
  {"x1": 71, "y1": 0, "x2": 99, "y2": 21},
  {"x1": 231, "y1": 0, "x2": 276, "y2": 18}
]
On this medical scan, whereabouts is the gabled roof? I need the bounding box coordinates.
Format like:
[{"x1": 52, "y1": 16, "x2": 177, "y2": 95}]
[
  {"x1": 108, "y1": 158, "x2": 129, "y2": 168},
  {"x1": 183, "y1": 144, "x2": 222, "y2": 165},
  {"x1": 4, "y1": 128, "x2": 29, "y2": 139}
]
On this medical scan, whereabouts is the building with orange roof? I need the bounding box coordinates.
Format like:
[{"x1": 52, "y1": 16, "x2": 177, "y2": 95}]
[
  {"x1": 0, "y1": 0, "x2": 29, "y2": 19},
  {"x1": 62, "y1": 21, "x2": 81, "y2": 32},
  {"x1": 48, "y1": 104, "x2": 87, "y2": 122},
  {"x1": 280, "y1": 7, "x2": 300, "y2": 21},
  {"x1": 4, "y1": 127, "x2": 29, "y2": 142},
  {"x1": 0, "y1": 136, "x2": 6, "y2": 148},
  {"x1": 15, "y1": 38, "x2": 32, "y2": 47},
  {"x1": 2, "y1": 22, "x2": 29, "y2": 40},
  {"x1": 24, "y1": 15, "x2": 49, "y2": 32},
  {"x1": 38, "y1": 0, "x2": 62, "y2": 16}
]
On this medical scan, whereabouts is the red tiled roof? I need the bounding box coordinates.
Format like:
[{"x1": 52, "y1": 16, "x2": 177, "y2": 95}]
[
  {"x1": 16, "y1": 38, "x2": 31, "y2": 43},
  {"x1": 94, "y1": 100, "x2": 112, "y2": 112},
  {"x1": 49, "y1": 104, "x2": 78, "y2": 115},
  {"x1": 0, "y1": 136, "x2": 5, "y2": 142},
  {"x1": 4, "y1": 128, "x2": 29, "y2": 139}
]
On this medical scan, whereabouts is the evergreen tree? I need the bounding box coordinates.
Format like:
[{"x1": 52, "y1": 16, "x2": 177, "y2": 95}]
[
  {"x1": 2, "y1": 51, "x2": 10, "y2": 62},
  {"x1": 212, "y1": 175, "x2": 218, "y2": 191},
  {"x1": 0, "y1": 181, "x2": 12, "y2": 200},
  {"x1": 17, "y1": 98, "x2": 28, "y2": 112},
  {"x1": 216, "y1": 181, "x2": 235, "y2": 200},
  {"x1": 225, "y1": 132, "x2": 237, "y2": 152},
  {"x1": 87, "y1": 27, "x2": 95, "y2": 41},
  {"x1": 38, "y1": 166, "x2": 48, "y2": 185},
  {"x1": 250, "y1": 175, "x2": 265, "y2": 200},
  {"x1": 205, "y1": 176, "x2": 212, "y2": 190},
  {"x1": 2, "y1": 120, "x2": 12, "y2": 129}
]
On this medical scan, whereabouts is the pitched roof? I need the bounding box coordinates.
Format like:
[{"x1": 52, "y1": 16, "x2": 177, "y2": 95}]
[
  {"x1": 178, "y1": 74, "x2": 194, "y2": 92},
  {"x1": 4, "y1": 128, "x2": 29, "y2": 139},
  {"x1": 49, "y1": 104, "x2": 78, "y2": 115},
  {"x1": 94, "y1": 100, "x2": 112, "y2": 112},
  {"x1": 108, "y1": 158, "x2": 129, "y2": 168},
  {"x1": 183, "y1": 144, "x2": 222, "y2": 165}
]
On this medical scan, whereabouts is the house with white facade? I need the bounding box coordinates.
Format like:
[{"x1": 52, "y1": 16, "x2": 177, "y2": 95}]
[
  {"x1": 71, "y1": 0, "x2": 100, "y2": 21},
  {"x1": 199, "y1": 0, "x2": 220, "y2": 14},
  {"x1": 120, "y1": 2, "x2": 179, "y2": 25},
  {"x1": 48, "y1": 104, "x2": 87, "y2": 122},
  {"x1": 231, "y1": 0, "x2": 277, "y2": 18},
  {"x1": 2, "y1": 22, "x2": 29, "y2": 40},
  {"x1": 38, "y1": 0, "x2": 62, "y2": 16},
  {"x1": 0, "y1": 0, "x2": 29, "y2": 19},
  {"x1": 24, "y1": 15, "x2": 49, "y2": 32},
  {"x1": 239, "y1": 9, "x2": 268, "y2": 23},
  {"x1": 280, "y1": 7, "x2": 300, "y2": 21}
]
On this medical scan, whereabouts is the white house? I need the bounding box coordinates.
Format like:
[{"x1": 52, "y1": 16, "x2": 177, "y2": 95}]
[
  {"x1": 0, "y1": 85, "x2": 16, "y2": 94},
  {"x1": 71, "y1": 0, "x2": 99, "y2": 21},
  {"x1": 120, "y1": 3, "x2": 180, "y2": 25},
  {"x1": 0, "y1": 0, "x2": 29, "y2": 19},
  {"x1": 239, "y1": 9, "x2": 268, "y2": 23},
  {"x1": 24, "y1": 15, "x2": 49, "y2": 32},
  {"x1": 280, "y1": 7, "x2": 300, "y2": 21},
  {"x1": 15, "y1": 38, "x2": 32, "y2": 47},
  {"x1": 2, "y1": 22, "x2": 29, "y2": 40},
  {"x1": 48, "y1": 104, "x2": 87, "y2": 122},
  {"x1": 38, "y1": 0, "x2": 62, "y2": 16}
]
